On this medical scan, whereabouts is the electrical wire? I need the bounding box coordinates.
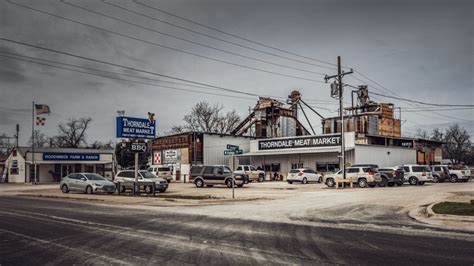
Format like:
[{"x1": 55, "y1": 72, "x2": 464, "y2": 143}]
[
  {"x1": 5, "y1": 0, "x2": 325, "y2": 83},
  {"x1": 102, "y1": 0, "x2": 337, "y2": 71},
  {"x1": 133, "y1": 0, "x2": 339, "y2": 68}
]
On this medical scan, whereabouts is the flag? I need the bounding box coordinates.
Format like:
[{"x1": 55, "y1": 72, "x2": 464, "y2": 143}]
[
  {"x1": 36, "y1": 116, "x2": 46, "y2": 126},
  {"x1": 35, "y1": 104, "x2": 51, "y2": 115}
]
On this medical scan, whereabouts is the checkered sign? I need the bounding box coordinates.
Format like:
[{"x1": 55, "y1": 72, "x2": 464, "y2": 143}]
[
  {"x1": 153, "y1": 152, "x2": 161, "y2": 165},
  {"x1": 36, "y1": 116, "x2": 46, "y2": 126}
]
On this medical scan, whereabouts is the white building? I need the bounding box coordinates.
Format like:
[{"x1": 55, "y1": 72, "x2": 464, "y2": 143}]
[{"x1": 4, "y1": 147, "x2": 115, "y2": 183}]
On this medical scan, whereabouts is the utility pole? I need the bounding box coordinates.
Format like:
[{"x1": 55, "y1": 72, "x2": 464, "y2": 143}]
[
  {"x1": 324, "y1": 56, "x2": 353, "y2": 181},
  {"x1": 15, "y1": 124, "x2": 19, "y2": 148}
]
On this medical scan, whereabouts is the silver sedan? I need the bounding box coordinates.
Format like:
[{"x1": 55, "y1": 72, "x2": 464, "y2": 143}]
[{"x1": 60, "y1": 173, "x2": 116, "y2": 194}]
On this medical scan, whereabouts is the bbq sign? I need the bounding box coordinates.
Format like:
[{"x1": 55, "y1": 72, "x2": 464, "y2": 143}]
[
  {"x1": 258, "y1": 135, "x2": 341, "y2": 150},
  {"x1": 116, "y1": 116, "x2": 156, "y2": 139}
]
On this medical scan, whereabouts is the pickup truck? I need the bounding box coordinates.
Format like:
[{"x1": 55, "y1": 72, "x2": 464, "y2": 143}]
[
  {"x1": 234, "y1": 165, "x2": 265, "y2": 182},
  {"x1": 443, "y1": 165, "x2": 471, "y2": 182}
]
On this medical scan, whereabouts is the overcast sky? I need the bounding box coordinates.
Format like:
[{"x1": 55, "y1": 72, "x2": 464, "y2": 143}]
[{"x1": 0, "y1": 0, "x2": 472, "y2": 145}]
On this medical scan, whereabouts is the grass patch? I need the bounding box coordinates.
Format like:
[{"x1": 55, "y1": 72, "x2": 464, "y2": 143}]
[{"x1": 432, "y1": 202, "x2": 474, "y2": 216}]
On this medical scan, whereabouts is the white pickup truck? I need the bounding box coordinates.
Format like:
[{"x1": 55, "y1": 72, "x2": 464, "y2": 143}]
[
  {"x1": 443, "y1": 165, "x2": 471, "y2": 182},
  {"x1": 234, "y1": 165, "x2": 265, "y2": 182}
]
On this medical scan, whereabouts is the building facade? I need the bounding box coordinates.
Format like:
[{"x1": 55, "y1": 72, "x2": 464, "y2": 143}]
[{"x1": 4, "y1": 147, "x2": 115, "y2": 183}]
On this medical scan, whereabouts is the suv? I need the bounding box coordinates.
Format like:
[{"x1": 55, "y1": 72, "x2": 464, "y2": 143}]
[
  {"x1": 378, "y1": 167, "x2": 405, "y2": 187},
  {"x1": 148, "y1": 165, "x2": 173, "y2": 183},
  {"x1": 397, "y1": 165, "x2": 433, "y2": 185},
  {"x1": 115, "y1": 170, "x2": 168, "y2": 193},
  {"x1": 323, "y1": 166, "x2": 382, "y2": 188},
  {"x1": 190, "y1": 165, "x2": 245, "y2": 188},
  {"x1": 430, "y1": 165, "x2": 450, "y2": 183},
  {"x1": 235, "y1": 165, "x2": 265, "y2": 182},
  {"x1": 287, "y1": 168, "x2": 322, "y2": 184}
]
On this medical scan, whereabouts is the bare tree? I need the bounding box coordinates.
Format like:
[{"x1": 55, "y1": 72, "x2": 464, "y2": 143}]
[
  {"x1": 88, "y1": 140, "x2": 114, "y2": 149},
  {"x1": 416, "y1": 128, "x2": 429, "y2": 139},
  {"x1": 443, "y1": 123, "x2": 471, "y2": 164},
  {"x1": 430, "y1": 128, "x2": 444, "y2": 142},
  {"x1": 53, "y1": 117, "x2": 92, "y2": 148},
  {"x1": 172, "y1": 101, "x2": 241, "y2": 134},
  {"x1": 27, "y1": 130, "x2": 48, "y2": 148}
]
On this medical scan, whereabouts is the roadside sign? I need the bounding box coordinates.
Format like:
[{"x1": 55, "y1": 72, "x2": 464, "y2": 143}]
[
  {"x1": 224, "y1": 149, "x2": 243, "y2": 155},
  {"x1": 128, "y1": 142, "x2": 148, "y2": 153},
  {"x1": 226, "y1": 144, "x2": 239, "y2": 150},
  {"x1": 116, "y1": 116, "x2": 156, "y2": 139}
]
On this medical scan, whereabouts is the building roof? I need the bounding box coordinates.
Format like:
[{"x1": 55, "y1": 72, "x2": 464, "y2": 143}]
[
  {"x1": 15, "y1": 146, "x2": 115, "y2": 157},
  {"x1": 154, "y1": 131, "x2": 254, "y2": 140}
]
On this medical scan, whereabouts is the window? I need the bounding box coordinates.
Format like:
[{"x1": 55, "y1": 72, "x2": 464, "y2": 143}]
[
  {"x1": 403, "y1": 167, "x2": 410, "y2": 172},
  {"x1": 213, "y1": 167, "x2": 221, "y2": 175},
  {"x1": 249, "y1": 166, "x2": 256, "y2": 171},
  {"x1": 236, "y1": 166, "x2": 242, "y2": 171},
  {"x1": 140, "y1": 171, "x2": 156, "y2": 179},
  {"x1": 158, "y1": 167, "x2": 171, "y2": 172},
  {"x1": 363, "y1": 167, "x2": 378, "y2": 173},
  {"x1": 316, "y1": 163, "x2": 339, "y2": 173},
  {"x1": 84, "y1": 174, "x2": 105, "y2": 180},
  {"x1": 118, "y1": 171, "x2": 134, "y2": 178},
  {"x1": 289, "y1": 169, "x2": 300, "y2": 174},
  {"x1": 291, "y1": 162, "x2": 303, "y2": 169},
  {"x1": 191, "y1": 166, "x2": 203, "y2": 175},
  {"x1": 202, "y1": 167, "x2": 214, "y2": 175},
  {"x1": 434, "y1": 167, "x2": 441, "y2": 171},
  {"x1": 347, "y1": 168, "x2": 359, "y2": 173},
  {"x1": 223, "y1": 167, "x2": 232, "y2": 174},
  {"x1": 412, "y1": 166, "x2": 427, "y2": 172}
]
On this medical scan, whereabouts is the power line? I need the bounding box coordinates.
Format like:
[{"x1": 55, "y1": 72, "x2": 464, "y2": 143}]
[
  {"x1": 0, "y1": 53, "x2": 259, "y2": 101},
  {"x1": 102, "y1": 0, "x2": 337, "y2": 71},
  {"x1": 0, "y1": 37, "x2": 268, "y2": 97},
  {"x1": 369, "y1": 91, "x2": 474, "y2": 108},
  {"x1": 5, "y1": 0, "x2": 325, "y2": 84},
  {"x1": 133, "y1": 0, "x2": 339, "y2": 68},
  {"x1": 402, "y1": 107, "x2": 474, "y2": 112},
  {"x1": 62, "y1": 0, "x2": 328, "y2": 77}
]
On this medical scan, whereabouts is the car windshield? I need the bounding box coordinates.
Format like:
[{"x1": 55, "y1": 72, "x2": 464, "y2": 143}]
[
  {"x1": 84, "y1": 174, "x2": 105, "y2": 181},
  {"x1": 140, "y1": 171, "x2": 157, "y2": 179}
]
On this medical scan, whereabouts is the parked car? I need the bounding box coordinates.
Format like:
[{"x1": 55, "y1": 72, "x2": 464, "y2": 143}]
[
  {"x1": 287, "y1": 168, "x2": 322, "y2": 184},
  {"x1": 444, "y1": 165, "x2": 471, "y2": 183},
  {"x1": 190, "y1": 165, "x2": 245, "y2": 188},
  {"x1": 114, "y1": 170, "x2": 168, "y2": 193},
  {"x1": 430, "y1": 165, "x2": 450, "y2": 183},
  {"x1": 378, "y1": 167, "x2": 405, "y2": 187},
  {"x1": 323, "y1": 166, "x2": 382, "y2": 188},
  {"x1": 235, "y1": 165, "x2": 265, "y2": 182},
  {"x1": 397, "y1": 165, "x2": 433, "y2": 185},
  {"x1": 60, "y1": 173, "x2": 116, "y2": 194},
  {"x1": 148, "y1": 165, "x2": 173, "y2": 183}
]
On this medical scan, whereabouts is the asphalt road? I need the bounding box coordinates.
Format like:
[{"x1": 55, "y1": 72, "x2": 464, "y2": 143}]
[{"x1": 0, "y1": 196, "x2": 473, "y2": 265}]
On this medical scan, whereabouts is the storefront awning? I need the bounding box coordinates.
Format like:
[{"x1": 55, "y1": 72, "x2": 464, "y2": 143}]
[
  {"x1": 25, "y1": 161, "x2": 112, "y2": 165},
  {"x1": 237, "y1": 147, "x2": 353, "y2": 157}
]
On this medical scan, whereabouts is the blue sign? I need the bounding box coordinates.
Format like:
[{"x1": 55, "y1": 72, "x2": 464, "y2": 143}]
[
  {"x1": 43, "y1": 153, "x2": 100, "y2": 161},
  {"x1": 116, "y1": 116, "x2": 156, "y2": 139}
]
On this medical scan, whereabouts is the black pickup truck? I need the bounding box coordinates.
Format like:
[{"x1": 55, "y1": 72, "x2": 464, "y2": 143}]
[{"x1": 378, "y1": 167, "x2": 405, "y2": 186}]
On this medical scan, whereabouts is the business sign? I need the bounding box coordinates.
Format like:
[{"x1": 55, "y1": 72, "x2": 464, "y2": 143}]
[
  {"x1": 116, "y1": 116, "x2": 156, "y2": 139},
  {"x1": 163, "y1": 149, "x2": 180, "y2": 164},
  {"x1": 226, "y1": 144, "x2": 239, "y2": 150},
  {"x1": 43, "y1": 152, "x2": 100, "y2": 161},
  {"x1": 153, "y1": 152, "x2": 162, "y2": 165},
  {"x1": 258, "y1": 134, "x2": 341, "y2": 150},
  {"x1": 128, "y1": 142, "x2": 148, "y2": 153},
  {"x1": 224, "y1": 149, "x2": 243, "y2": 155}
]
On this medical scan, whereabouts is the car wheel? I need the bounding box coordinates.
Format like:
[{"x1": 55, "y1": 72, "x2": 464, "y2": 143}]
[
  {"x1": 61, "y1": 184, "x2": 69, "y2": 193},
  {"x1": 86, "y1": 186, "x2": 93, "y2": 194},
  {"x1": 418, "y1": 181, "x2": 425, "y2": 185},
  {"x1": 195, "y1": 179, "x2": 204, "y2": 188},
  {"x1": 378, "y1": 177, "x2": 387, "y2": 187},
  {"x1": 450, "y1": 174, "x2": 458, "y2": 183},
  {"x1": 288, "y1": 181, "x2": 293, "y2": 184},
  {"x1": 226, "y1": 178, "x2": 234, "y2": 188},
  {"x1": 145, "y1": 185, "x2": 154, "y2": 194},
  {"x1": 358, "y1": 178, "x2": 368, "y2": 188},
  {"x1": 318, "y1": 176, "x2": 322, "y2": 183},
  {"x1": 408, "y1": 177, "x2": 418, "y2": 186},
  {"x1": 258, "y1": 175, "x2": 264, "y2": 182},
  {"x1": 396, "y1": 181, "x2": 403, "y2": 186},
  {"x1": 326, "y1": 178, "x2": 335, "y2": 187},
  {"x1": 387, "y1": 182, "x2": 395, "y2": 187},
  {"x1": 302, "y1": 178, "x2": 308, "y2": 184},
  {"x1": 432, "y1": 175, "x2": 439, "y2": 183}
]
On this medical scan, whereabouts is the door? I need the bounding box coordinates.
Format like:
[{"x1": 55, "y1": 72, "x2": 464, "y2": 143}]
[
  {"x1": 346, "y1": 168, "x2": 359, "y2": 182},
  {"x1": 202, "y1": 167, "x2": 215, "y2": 183},
  {"x1": 75, "y1": 173, "x2": 88, "y2": 191},
  {"x1": 68, "y1": 174, "x2": 79, "y2": 190}
]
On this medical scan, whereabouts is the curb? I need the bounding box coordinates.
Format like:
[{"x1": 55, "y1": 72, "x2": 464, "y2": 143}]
[
  {"x1": 408, "y1": 202, "x2": 474, "y2": 233},
  {"x1": 426, "y1": 202, "x2": 474, "y2": 222}
]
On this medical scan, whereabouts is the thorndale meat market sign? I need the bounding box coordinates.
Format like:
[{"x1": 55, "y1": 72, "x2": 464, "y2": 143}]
[{"x1": 258, "y1": 134, "x2": 341, "y2": 150}]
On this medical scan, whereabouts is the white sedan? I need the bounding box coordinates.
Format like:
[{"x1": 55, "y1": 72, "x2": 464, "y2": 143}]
[{"x1": 287, "y1": 168, "x2": 322, "y2": 184}]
